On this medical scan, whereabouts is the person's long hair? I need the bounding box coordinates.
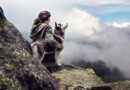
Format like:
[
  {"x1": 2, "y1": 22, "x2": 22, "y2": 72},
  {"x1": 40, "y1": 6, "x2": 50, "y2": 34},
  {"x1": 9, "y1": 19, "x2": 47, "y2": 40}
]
[{"x1": 33, "y1": 11, "x2": 51, "y2": 25}]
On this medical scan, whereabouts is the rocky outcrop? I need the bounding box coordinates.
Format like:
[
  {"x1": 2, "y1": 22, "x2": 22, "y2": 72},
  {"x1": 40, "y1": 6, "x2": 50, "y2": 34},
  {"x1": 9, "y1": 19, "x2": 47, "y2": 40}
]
[
  {"x1": 0, "y1": 6, "x2": 58, "y2": 90},
  {"x1": 51, "y1": 64, "x2": 106, "y2": 90},
  {"x1": 108, "y1": 81, "x2": 130, "y2": 90}
]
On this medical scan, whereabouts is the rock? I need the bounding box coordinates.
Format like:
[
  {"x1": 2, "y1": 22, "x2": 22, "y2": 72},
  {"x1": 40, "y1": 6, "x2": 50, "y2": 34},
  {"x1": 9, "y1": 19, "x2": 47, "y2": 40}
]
[
  {"x1": 0, "y1": 6, "x2": 58, "y2": 90},
  {"x1": 51, "y1": 64, "x2": 130, "y2": 90},
  {"x1": 51, "y1": 64, "x2": 106, "y2": 90},
  {"x1": 91, "y1": 86, "x2": 112, "y2": 90},
  {"x1": 108, "y1": 81, "x2": 130, "y2": 90}
]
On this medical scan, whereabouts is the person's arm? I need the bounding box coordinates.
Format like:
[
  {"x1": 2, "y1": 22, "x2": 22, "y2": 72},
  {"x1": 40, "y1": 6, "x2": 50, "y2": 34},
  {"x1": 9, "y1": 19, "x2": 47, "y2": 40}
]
[
  {"x1": 53, "y1": 34, "x2": 62, "y2": 43},
  {"x1": 45, "y1": 27, "x2": 63, "y2": 49}
]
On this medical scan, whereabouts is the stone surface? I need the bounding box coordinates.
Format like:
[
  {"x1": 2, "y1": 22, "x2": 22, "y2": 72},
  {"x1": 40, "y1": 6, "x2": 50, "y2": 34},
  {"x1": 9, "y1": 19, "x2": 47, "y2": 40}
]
[
  {"x1": 51, "y1": 64, "x2": 105, "y2": 90},
  {"x1": 0, "y1": 6, "x2": 58, "y2": 90}
]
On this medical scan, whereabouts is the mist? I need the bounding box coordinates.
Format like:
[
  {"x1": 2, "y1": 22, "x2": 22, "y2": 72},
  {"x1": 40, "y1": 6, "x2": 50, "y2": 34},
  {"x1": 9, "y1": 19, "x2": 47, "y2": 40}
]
[{"x1": 57, "y1": 8, "x2": 130, "y2": 79}]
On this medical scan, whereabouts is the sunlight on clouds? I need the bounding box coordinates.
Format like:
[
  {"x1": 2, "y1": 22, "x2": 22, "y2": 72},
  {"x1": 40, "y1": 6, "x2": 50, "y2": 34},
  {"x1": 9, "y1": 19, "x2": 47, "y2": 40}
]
[
  {"x1": 54, "y1": 8, "x2": 102, "y2": 39},
  {"x1": 112, "y1": 23, "x2": 130, "y2": 28}
]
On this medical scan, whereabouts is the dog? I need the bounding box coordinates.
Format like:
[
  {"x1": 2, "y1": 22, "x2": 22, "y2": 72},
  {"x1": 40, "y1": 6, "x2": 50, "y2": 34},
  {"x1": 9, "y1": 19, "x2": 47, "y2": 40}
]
[
  {"x1": 53, "y1": 22, "x2": 68, "y2": 66},
  {"x1": 31, "y1": 22, "x2": 68, "y2": 67}
]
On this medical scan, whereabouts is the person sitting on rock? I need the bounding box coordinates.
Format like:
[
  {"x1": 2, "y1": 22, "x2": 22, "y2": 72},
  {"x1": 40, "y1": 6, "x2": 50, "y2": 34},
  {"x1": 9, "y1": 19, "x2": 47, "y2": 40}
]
[{"x1": 30, "y1": 11, "x2": 63, "y2": 67}]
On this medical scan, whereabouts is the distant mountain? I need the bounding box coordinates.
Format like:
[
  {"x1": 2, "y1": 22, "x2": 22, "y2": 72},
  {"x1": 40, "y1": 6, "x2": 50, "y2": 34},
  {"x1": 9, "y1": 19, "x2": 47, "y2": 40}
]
[{"x1": 72, "y1": 60, "x2": 127, "y2": 83}]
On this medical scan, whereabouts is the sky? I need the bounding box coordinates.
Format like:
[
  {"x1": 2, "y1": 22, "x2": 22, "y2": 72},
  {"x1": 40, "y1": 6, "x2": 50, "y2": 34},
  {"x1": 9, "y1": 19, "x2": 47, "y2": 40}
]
[
  {"x1": 1, "y1": 0, "x2": 130, "y2": 78},
  {"x1": 1, "y1": 0, "x2": 130, "y2": 28}
]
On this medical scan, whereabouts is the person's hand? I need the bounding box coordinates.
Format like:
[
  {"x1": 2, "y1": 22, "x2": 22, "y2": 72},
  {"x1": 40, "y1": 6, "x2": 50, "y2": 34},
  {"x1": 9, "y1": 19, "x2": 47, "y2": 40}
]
[{"x1": 56, "y1": 43, "x2": 63, "y2": 49}]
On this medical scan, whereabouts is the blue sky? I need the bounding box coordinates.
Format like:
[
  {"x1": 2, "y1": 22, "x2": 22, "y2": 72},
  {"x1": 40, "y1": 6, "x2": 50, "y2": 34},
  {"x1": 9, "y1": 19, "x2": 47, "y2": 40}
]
[
  {"x1": 78, "y1": 4, "x2": 130, "y2": 23},
  {"x1": 99, "y1": 12, "x2": 130, "y2": 23}
]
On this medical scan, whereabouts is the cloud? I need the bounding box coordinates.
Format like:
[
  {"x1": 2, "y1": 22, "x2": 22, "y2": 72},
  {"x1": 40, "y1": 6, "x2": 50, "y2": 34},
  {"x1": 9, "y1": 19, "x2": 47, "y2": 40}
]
[
  {"x1": 53, "y1": 8, "x2": 102, "y2": 38},
  {"x1": 53, "y1": 8, "x2": 130, "y2": 78},
  {"x1": 110, "y1": 22, "x2": 130, "y2": 28}
]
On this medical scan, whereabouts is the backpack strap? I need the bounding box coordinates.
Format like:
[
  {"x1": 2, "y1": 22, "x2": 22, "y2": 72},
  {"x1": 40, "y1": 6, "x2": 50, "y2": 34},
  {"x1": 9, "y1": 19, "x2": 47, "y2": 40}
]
[{"x1": 40, "y1": 25, "x2": 52, "y2": 39}]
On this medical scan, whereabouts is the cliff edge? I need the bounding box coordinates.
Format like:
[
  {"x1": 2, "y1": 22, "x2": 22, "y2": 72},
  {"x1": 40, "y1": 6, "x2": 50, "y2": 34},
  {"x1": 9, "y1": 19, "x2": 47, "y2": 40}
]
[{"x1": 0, "y1": 6, "x2": 58, "y2": 90}]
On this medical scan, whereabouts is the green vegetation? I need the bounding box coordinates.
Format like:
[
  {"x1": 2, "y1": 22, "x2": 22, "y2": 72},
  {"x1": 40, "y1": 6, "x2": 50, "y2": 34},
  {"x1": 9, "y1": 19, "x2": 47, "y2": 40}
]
[
  {"x1": 0, "y1": 35, "x2": 3, "y2": 43},
  {"x1": 13, "y1": 52, "x2": 18, "y2": 59},
  {"x1": 52, "y1": 66, "x2": 104, "y2": 90},
  {"x1": 0, "y1": 70, "x2": 4, "y2": 75},
  {"x1": 4, "y1": 63, "x2": 15, "y2": 70},
  {"x1": 1, "y1": 77, "x2": 11, "y2": 85},
  {"x1": 11, "y1": 80, "x2": 22, "y2": 90},
  {"x1": 23, "y1": 50, "x2": 31, "y2": 59},
  {"x1": 109, "y1": 81, "x2": 130, "y2": 90}
]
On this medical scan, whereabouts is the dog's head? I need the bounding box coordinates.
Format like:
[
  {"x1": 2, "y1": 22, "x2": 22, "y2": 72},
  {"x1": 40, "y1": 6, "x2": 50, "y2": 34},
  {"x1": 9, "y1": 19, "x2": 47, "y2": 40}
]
[{"x1": 54, "y1": 22, "x2": 68, "y2": 37}]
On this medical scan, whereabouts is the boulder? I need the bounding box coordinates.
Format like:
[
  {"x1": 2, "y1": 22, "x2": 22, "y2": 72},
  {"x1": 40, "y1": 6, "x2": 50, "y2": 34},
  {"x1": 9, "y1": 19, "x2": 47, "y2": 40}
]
[{"x1": 0, "y1": 6, "x2": 59, "y2": 90}]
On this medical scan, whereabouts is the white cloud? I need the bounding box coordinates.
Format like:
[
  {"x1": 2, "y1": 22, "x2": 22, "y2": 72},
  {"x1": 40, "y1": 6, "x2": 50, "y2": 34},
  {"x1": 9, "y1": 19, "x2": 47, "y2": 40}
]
[
  {"x1": 53, "y1": 9, "x2": 130, "y2": 78},
  {"x1": 53, "y1": 8, "x2": 102, "y2": 38},
  {"x1": 111, "y1": 22, "x2": 130, "y2": 28}
]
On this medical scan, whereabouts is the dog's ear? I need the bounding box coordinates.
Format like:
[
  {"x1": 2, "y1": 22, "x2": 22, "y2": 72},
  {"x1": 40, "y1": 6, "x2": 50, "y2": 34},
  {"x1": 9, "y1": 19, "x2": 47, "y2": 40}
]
[
  {"x1": 55, "y1": 22, "x2": 57, "y2": 27},
  {"x1": 63, "y1": 23, "x2": 68, "y2": 30}
]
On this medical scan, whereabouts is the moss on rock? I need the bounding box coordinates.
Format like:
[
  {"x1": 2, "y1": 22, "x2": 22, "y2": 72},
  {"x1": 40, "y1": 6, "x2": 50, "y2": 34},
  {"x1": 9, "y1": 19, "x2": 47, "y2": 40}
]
[
  {"x1": 52, "y1": 64, "x2": 105, "y2": 90},
  {"x1": 0, "y1": 35, "x2": 3, "y2": 43},
  {"x1": 108, "y1": 81, "x2": 130, "y2": 90},
  {"x1": 4, "y1": 63, "x2": 15, "y2": 70}
]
